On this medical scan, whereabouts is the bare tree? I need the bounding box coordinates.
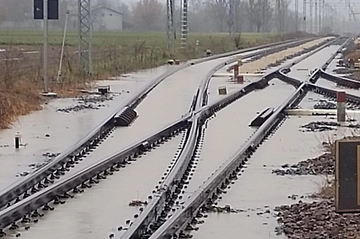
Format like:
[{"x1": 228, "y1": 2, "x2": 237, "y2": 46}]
[
  {"x1": 246, "y1": 0, "x2": 262, "y2": 32},
  {"x1": 210, "y1": 0, "x2": 229, "y2": 32},
  {"x1": 0, "y1": 3, "x2": 8, "y2": 21},
  {"x1": 260, "y1": 0, "x2": 272, "y2": 32},
  {"x1": 132, "y1": 0, "x2": 164, "y2": 31},
  {"x1": 276, "y1": 0, "x2": 290, "y2": 33},
  {"x1": 232, "y1": 0, "x2": 245, "y2": 48}
]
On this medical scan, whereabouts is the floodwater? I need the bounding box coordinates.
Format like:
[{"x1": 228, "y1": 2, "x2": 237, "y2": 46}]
[
  {"x1": 182, "y1": 79, "x2": 298, "y2": 198},
  {"x1": 0, "y1": 65, "x2": 171, "y2": 190},
  {"x1": 5, "y1": 132, "x2": 185, "y2": 239},
  {"x1": 288, "y1": 44, "x2": 342, "y2": 80},
  {"x1": 0, "y1": 46, "x2": 266, "y2": 190},
  {"x1": 192, "y1": 115, "x2": 354, "y2": 239},
  {"x1": 192, "y1": 53, "x2": 360, "y2": 238},
  {"x1": 0, "y1": 40, "x2": 342, "y2": 238}
]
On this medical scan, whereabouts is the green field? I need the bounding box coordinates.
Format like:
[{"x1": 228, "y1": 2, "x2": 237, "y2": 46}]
[
  {"x1": 0, "y1": 30, "x2": 277, "y2": 48},
  {"x1": 0, "y1": 30, "x2": 274, "y2": 45},
  {"x1": 0, "y1": 30, "x2": 283, "y2": 78}
]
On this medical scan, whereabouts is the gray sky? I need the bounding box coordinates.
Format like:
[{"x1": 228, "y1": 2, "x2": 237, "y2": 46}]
[
  {"x1": 289, "y1": 0, "x2": 360, "y2": 16},
  {"x1": 92, "y1": 0, "x2": 360, "y2": 21}
]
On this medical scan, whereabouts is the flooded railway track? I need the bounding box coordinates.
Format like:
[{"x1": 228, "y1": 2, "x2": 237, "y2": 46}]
[
  {"x1": 118, "y1": 37, "x2": 348, "y2": 239},
  {"x1": 0, "y1": 40, "x2": 308, "y2": 208},
  {"x1": 0, "y1": 37, "x2": 343, "y2": 238},
  {"x1": 132, "y1": 39, "x2": 360, "y2": 239},
  {"x1": 0, "y1": 38, "x2": 314, "y2": 213}
]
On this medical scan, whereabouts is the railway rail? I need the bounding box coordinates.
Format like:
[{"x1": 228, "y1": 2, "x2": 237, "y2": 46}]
[
  {"x1": 0, "y1": 36, "x2": 349, "y2": 238},
  {"x1": 115, "y1": 37, "x2": 349, "y2": 239},
  {"x1": 140, "y1": 39, "x2": 358, "y2": 239},
  {"x1": 118, "y1": 37, "x2": 344, "y2": 239},
  {"x1": 0, "y1": 37, "x2": 315, "y2": 213}
]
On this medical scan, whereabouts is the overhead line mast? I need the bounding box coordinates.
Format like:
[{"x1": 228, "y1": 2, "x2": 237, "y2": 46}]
[{"x1": 78, "y1": 0, "x2": 92, "y2": 75}]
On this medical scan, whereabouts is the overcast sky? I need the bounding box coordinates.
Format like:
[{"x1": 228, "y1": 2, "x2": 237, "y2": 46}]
[
  {"x1": 289, "y1": 0, "x2": 360, "y2": 17},
  {"x1": 91, "y1": 0, "x2": 360, "y2": 20}
]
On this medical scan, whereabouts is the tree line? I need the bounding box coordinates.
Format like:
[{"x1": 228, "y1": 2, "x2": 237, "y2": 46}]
[{"x1": 0, "y1": 0, "x2": 298, "y2": 33}]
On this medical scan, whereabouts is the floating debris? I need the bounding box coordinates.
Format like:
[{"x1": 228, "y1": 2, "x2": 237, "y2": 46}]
[
  {"x1": 42, "y1": 152, "x2": 60, "y2": 158},
  {"x1": 129, "y1": 200, "x2": 147, "y2": 207},
  {"x1": 57, "y1": 95, "x2": 115, "y2": 113},
  {"x1": 300, "y1": 121, "x2": 339, "y2": 132},
  {"x1": 203, "y1": 205, "x2": 247, "y2": 214}
]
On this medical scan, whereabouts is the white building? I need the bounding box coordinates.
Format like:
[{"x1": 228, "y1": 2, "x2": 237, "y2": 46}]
[
  {"x1": 92, "y1": 6, "x2": 123, "y2": 31},
  {"x1": 69, "y1": 6, "x2": 123, "y2": 32}
]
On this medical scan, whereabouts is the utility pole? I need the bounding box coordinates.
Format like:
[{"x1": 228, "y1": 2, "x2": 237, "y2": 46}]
[
  {"x1": 314, "y1": 0, "x2": 318, "y2": 34},
  {"x1": 295, "y1": 0, "x2": 299, "y2": 32},
  {"x1": 228, "y1": 0, "x2": 235, "y2": 36},
  {"x1": 318, "y1": 0, "x2": 321, "y2": 32},
  {"x1": 56, "y1": 10, "x2": 69, "y2": 83},
  {"x1": 180, "y1": 0, "x2": 188, "y2": 50},
  {"x1": 166, "y1": 0, "x2": 175, "y2": 55},
  {"x1": 276, "y1": 0, "x2": 283, "y2": 33},
  {"x1": 303, "y1": 0, "x2": 307, "y2": 32},
  {"x1": 309, "y1": 0, "x2": 313, "y2": 34},
  {"x1": 261, "y1": 0, "x2": 266, "y2": 32},
  {"x1": 43, "y1": 0, "x2": 49, "y2": 93},
  {"x1": 320, "y1": 0, "x2": 326, "y2": 27},
  {"x1": 78, "y1": 0, "x2": 92, "y2": 75},
  {"x1": 34, "y1": 0, "x2": 59, "y2": 94}
]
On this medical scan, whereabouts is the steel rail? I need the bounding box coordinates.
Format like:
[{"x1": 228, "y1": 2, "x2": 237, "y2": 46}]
[
  {"x1": 118, "y1": 37, "x2": 323, "y2": 239},
  {"x1": 0, "y1": 117, "x2": 192, "y2": 230},
  {"x1": 0, "y1": 38, "x2": 317, "y2": 235},
  {"x1": 278, "y1": 69, "x2": 360, "y2": 105},
  {"x1": 307, "y1": 82, "x2": 360, "y2": 103},
  {"x1": 197, "y1": 37, "x2": 343, "y2": 118},
  {"x1": 199, "y1": 36, "x2": 342, "y2": 111},
  {"x1": 148, "y1": 82, "x2": 310, "y2": 239},
  {"x1": 276, "y1": 37, "x2": 350, "y2": 87},
  {"x1": 0, "y1": 38, "x2": 313, "y2": 211},
  {"x1": 148, "y1": 38, "x2": 352, "y2": 239},
  {"x1": 318, "y1": 69, "x2": 360, "y2": 89},
  {"x1": 121, "y1": 36, "x2": 335, "y2": 239},
  {"x1": 320, "y1": 37, "x2": 352, "y2": 72}
]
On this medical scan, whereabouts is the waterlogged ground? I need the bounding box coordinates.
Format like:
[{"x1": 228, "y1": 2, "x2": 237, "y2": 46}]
[
  {"x1": 0, "y1": 65, "x2": 170, "y2": 190},
  {"x1": 0, "y1": 38, "x2": 347, "y2": 239}
]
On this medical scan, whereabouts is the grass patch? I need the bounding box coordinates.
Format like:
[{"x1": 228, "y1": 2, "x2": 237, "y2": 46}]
[
  {"x1": 0, "y1": 82, "x2": 43, "y2": 129},
  {"x1": 0, "y1": 30, "x2": 274, "y2": 46},
  {"x1": 314, "y1": 177, "x2": 335, "y2": 200}
]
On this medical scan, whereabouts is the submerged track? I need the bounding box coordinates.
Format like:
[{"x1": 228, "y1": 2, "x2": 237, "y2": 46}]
[{"x1": 0, "y1": 36, "x2": 352, "y2": 239}]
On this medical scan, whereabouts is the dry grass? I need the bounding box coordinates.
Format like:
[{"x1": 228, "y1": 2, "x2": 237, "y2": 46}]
[
  {"x1": 314, "y1": 177, "x2": 335, "y2": 200},
  {"x1": 0, "y1": 82, "x2": 43, "y2": 129}
]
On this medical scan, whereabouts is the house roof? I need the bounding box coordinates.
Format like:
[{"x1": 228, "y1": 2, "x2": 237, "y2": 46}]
[
  {"x1": 92, "y1": 6, "x2": 122, "y2": 15},
  {"x1": 69, "y1": 5, "x2": 122, "y2": 16}
]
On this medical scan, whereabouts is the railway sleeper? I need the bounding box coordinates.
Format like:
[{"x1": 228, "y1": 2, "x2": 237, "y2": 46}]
[
  {"x1": 73, "y1": 187, "x2": 84, "y2": 194},
  {"x1": 42, "y1": 204, "x2": 54, "y2": 211},
  {"x1": 31, "y1": 187, "x2": 38, "y2": 194},
  {"x1": 2, "y1": 119, "x2": 188, "y2": 234}
]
